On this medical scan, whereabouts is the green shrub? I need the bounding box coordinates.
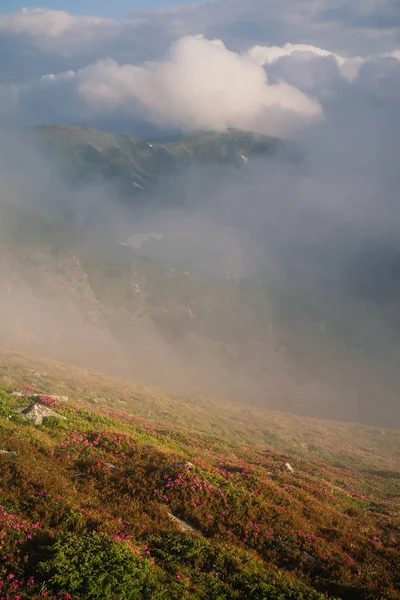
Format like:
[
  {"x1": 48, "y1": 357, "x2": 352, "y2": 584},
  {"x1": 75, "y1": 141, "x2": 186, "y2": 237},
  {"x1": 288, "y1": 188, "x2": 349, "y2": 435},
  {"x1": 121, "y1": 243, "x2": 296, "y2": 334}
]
[
  {"x1": 147, "y1": 533, "x2": 329, "y2": 600},
  {"x1": 39, "y1": 530, "x2": 150, "y2": 600},
  {"x1": 43, "y1": 416, "x2": 68, "y2": 430},
  {"x1": 0, "y1": 391, "x2": 12, "y2": 418}
]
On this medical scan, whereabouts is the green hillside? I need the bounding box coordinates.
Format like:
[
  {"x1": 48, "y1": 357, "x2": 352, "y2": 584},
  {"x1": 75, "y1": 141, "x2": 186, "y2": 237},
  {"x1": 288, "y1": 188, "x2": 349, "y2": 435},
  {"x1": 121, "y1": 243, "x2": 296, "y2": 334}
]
[
  {"x1": 31, "y1": 125, "x2": 285, "y2": 192},
  {"x1": 0, "y1": 350, "x2": 399, "y2": 600}
]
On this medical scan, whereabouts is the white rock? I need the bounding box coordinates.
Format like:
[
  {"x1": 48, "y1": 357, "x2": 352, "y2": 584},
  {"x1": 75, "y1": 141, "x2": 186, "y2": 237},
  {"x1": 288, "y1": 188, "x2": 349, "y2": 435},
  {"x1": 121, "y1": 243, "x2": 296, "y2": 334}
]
[
  {"x1": 168, "y1": 513, "x2": 196, "y2": 533},
  {"x1": 0, "y1": 450, "x2": 17, "y2": 457},
  {"x1": 20, "y1": 404, "x2": 67, "y2": 426},
  {"x1": 302, "y1": 551, "x2": 317, "y2": 563},
  {"x1": 105, "y1": 463, "x2": 119, "y2": 472},
  {"x1": 11, "y1": 392, "x2": 68, "y2": 402}
]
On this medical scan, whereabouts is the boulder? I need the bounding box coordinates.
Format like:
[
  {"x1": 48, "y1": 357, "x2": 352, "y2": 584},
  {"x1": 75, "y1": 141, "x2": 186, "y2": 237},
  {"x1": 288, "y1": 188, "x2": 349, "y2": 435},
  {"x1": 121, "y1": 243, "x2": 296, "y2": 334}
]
[
  {"x1": 12, "y1": 392, "x2": 68, "y2": 402},
  {"x1": 0, "y1": 450, "x2": 17, "y2": 457},
  {"x1": 105, "y1": 463, "x2": 119, "y2": 472},
  {"x1": 49, "y1": 395, "x2": 69, "y2": 402},
  {"x1": 167, "y1": 513, "x2": 196, "y2": 533},
  {"x1": 302, "y1": 551, "x2": 317, "y2": 564},
  {"x1": 20, "y1": 403, "x2": 67, "y2": 426},
  {"x1": 284, "y1": 462, "x2": 294, "y2": 473}
]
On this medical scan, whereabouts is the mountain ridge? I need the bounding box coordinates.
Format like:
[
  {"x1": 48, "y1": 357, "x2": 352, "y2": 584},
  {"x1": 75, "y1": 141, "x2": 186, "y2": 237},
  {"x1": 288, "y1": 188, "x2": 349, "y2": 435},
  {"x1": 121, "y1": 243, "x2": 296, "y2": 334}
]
[{"x1": 30, "y1": 124, "x2": 287, "y2": 192}]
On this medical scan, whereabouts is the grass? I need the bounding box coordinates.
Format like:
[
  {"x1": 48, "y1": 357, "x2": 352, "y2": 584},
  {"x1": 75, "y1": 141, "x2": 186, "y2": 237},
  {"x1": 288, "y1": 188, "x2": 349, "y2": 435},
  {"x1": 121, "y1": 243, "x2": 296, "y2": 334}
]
[
  {"x1": 0, "y1": 349, "x2": 399, "y2": 599},
  {"x1": 0, "y1": 349, "x2": 398, "y2": 472}
]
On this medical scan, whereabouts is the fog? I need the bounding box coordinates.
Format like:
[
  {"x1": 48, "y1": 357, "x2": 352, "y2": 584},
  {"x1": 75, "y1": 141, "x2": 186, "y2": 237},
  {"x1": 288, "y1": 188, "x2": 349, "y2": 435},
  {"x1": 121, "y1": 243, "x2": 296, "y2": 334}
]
[{"x1": 0, "y1": 90, "x2": 399, "y2": 429}]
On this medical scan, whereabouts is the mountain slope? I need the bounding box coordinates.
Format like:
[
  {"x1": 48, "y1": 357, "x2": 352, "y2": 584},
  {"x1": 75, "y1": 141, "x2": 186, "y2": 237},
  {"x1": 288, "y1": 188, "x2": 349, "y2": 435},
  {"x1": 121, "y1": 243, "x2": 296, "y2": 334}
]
[
  {"x1": 32, "y1": 125, "x2": 286, "y2": 192},
  {"x1": 3, "y1": 123, "x2": 400, "y2": 428},
  {"x1": 0, "y1": 215, "x2": 374, "y2": 425},
  {"x1": 0, "y1": 352, "x2": 399, "y2": 600}
]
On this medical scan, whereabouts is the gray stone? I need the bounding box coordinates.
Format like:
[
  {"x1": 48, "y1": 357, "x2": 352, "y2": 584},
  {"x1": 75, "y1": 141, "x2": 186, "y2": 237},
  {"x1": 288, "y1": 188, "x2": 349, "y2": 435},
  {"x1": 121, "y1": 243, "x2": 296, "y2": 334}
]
[
  {"x1": 167, "y1": 513, "x2": 196, "y2": 533},
  {"x1": 50, "y1": 395, "x2": 69, "y2": 402},
  {"x1": 11, "y1": 392, "x2": 68, "y2": 402},
  {"x1": 302, "y1": 551, "x2": 317, "y2": 563},
  {"x1": 20, "y1": 403, "x2": 67, "y2": 426},
  {"x1": 0, "y1": 450, "x2": 17, "y2": 457},
  {"x1": 105, "y1": 463, "x2": 119, "y2": 472}
]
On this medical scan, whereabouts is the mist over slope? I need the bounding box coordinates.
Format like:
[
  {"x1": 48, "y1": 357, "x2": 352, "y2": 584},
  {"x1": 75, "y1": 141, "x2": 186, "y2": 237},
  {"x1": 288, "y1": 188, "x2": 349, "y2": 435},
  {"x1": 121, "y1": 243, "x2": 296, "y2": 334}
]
[{"x1": 0, "y1": 121, "x2": 399, "y2": 427}]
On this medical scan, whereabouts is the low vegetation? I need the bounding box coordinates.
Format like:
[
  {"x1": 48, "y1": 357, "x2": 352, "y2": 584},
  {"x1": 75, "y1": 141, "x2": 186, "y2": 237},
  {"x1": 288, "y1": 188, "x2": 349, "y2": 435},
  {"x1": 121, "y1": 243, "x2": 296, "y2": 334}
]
[{"x1": 0, "y1": 353, "x2": 399, "y2": 599}]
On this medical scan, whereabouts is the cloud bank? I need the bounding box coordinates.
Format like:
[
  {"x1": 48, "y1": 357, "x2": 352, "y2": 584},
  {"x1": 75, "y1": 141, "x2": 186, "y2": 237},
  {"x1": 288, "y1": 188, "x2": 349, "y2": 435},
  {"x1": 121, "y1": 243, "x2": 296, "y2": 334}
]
[
  {"x1": 0, "y1": 3, "x2": 398, "y2": 136},
  {"x1": 76, "y1": 35, "x2": 322, "y2": 135}
]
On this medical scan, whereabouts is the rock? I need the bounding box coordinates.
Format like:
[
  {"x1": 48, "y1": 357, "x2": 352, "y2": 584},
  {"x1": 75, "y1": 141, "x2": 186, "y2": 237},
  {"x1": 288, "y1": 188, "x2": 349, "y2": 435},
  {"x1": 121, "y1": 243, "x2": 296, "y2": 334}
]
[
  {"x1": 11, "y1": 392, "x2": 68, "y2": 402},
  {"x1": 167, "y1": 513, "x2": 196, "y2": 533},
  {"x1": 0, "y1": 450, "x2": 17, "y2": 457},
  {"x1": 31, "y1": 371, "x2": 48, "y2": 378},
  {"x1": 302, "y1": 551, "x2": 317, "y2": 563},
  {"x1": 284, "y1": 462, "x2": 294, "y2": 473},
  {"x1": 105, "y1": 463, "x2": 119, "y2": 472},
  {"x1": 20, "y1": 403, "x2": 67, "y2": 426}
]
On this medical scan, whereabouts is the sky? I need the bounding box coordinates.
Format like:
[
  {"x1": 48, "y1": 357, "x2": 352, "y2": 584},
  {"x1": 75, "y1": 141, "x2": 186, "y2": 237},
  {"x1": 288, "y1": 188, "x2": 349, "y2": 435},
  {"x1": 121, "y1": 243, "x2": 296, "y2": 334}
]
[
  {"x1": 0, "y1": 0, "x2": 203, "y2": 18},
  {"x1": 0, "y1": 0, "x2": 398, "y2": 137}
]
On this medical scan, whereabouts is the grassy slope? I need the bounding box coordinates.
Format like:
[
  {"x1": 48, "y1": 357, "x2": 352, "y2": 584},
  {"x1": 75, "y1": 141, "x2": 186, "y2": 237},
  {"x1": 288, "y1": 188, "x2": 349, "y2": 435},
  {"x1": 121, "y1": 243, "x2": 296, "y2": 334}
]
[
  {"x1": 32, "y1": 125, "x2": 285, "y2": 189},
  {"x1": 0, "y1": 349, "x2": 399, "y2": 600}
]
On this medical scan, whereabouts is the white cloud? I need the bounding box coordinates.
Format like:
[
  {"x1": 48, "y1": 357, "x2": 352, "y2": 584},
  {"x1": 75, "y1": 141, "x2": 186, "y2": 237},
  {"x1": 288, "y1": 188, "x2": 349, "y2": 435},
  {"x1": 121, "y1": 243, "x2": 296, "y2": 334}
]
[
  {"x1": 246, "y1": 43, "x2": 346, "y2": 66},
  {"x1": 1, "y1": 2, "x2": 398, "y2": 60},
  {"x1": 0, "y1": 4, "x2": 398, "y2": 137},
  {"x1": 76, "y1": 35, "x2": 322, "y2": 136},
  {"x1": 0, "y1": 8, "x2": 122, "y2": 57},
  {"x1": 246, "y1": 43, "x2": 364, "y2": 81},
  {"x1": 41, "y1": 70, "x2": 76, "y2": 82},
  {"x1": 383, "y1": 49, "x2": 400, "y2": 60},
  {"x1": 0, "y1": 8, "x2": 107, "y2": 37}
]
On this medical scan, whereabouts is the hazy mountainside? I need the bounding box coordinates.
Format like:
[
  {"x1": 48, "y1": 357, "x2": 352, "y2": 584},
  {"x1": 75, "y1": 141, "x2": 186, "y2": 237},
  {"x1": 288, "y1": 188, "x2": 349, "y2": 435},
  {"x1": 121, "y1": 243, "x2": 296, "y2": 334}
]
[
  {"x1": 0, "y1": 217, "x2": 313, "y2": 414},
  {"x1": 0, "y1": 352, "x2": 399, "y2": 600},
  {"x1": 32, "y1": 125, "x2": 286, "y2": 195},
  {"x1": 2, "y1": 124, "x2": 400, "y2": 427},
  {"x1": 0, "y1": 208, "x2": 392, "y2": 427}
]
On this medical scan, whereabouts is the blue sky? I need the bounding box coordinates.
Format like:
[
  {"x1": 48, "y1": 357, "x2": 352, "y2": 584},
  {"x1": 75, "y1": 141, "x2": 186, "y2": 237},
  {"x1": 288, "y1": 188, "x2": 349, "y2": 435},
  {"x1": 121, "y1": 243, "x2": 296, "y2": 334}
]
[{"x1": 0, "y1": 0, "x2": 202, "y2": 18}]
